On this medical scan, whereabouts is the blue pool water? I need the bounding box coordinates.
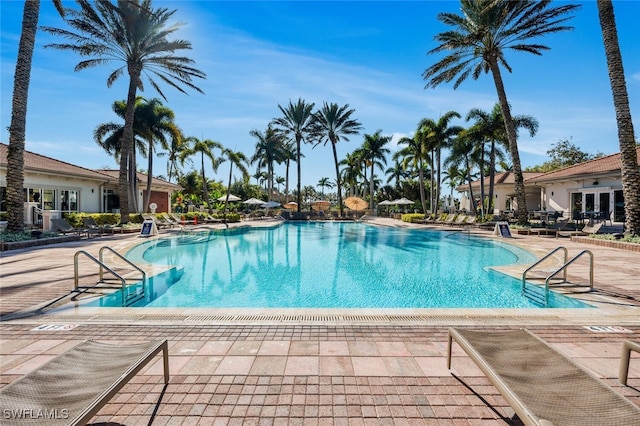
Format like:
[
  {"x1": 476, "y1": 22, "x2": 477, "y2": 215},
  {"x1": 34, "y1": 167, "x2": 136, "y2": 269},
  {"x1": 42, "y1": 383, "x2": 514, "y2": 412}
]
[{"x1": 96, "y1": 222, "x2": 588, "y2": 308}]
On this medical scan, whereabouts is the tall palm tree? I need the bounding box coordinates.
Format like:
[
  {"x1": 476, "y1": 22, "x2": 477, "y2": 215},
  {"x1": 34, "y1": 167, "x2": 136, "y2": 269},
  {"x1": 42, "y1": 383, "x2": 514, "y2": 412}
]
[
  {"x1": 396, "y1": 125, "x2": 432, "y2": 214},
  {"x1": 6, "y1": 1, "x2": 64, "y2": 232},
  {"x1": 220, "y1": 148, "x2": 249, "y2": 215},
  {"x1": 597, "y1": 0, "x2": 640, "y2": 236},
  {"x1": 280, "y1": 141, "x2": 297, "y2": 203},
  {"x1": 181, "y1": 137, "x2": 223, "y2": 210},
  {"x1": 43, "y1": 0, "x2": 205, "y2": 223},
  {"x1": 417, "y1": 112, "x2": 462, "y2": 213},
  {"x1": 423, "y1": 0, "x2": 579, "y2": 224},
  {"x1": 339, "y1": 152, "x2": 363, "y2": 198},
  {"x1": 385, "y1": 159, "x2": 408, "y2": 194},
  {"x1": 317, "y1": 177, "x2": 334, "y2": 199},
  {"x1": 445, "y1": 130, "x2": 479, "y2": 215},
  {"x1": 466, "y1": 104, "x2": 537, "y2": 214},
  {"x1": 360, "y1": 130, "x2": 391, "y2": 210},
  {"x1": 273, "y1": 98, "x2": 315, "y2": 212},
  {"x1": 159, "y1": 126, "x2": 188, "y2": 183},
  {"x1": 442, "y1": 164, "x2": 465, "y2": 212},
  {"x1": 311, "y1": 102, "x2": 362, "y2": 216},
  {"x1": 94, "y1": 97, "x2": 179, "y2": 212},
  {"x1": 135, "y1": 98, "x2": 180, "y2": 212},
  {"x1": 250, "y1": 125, "x2": 285, "y2": 203}
]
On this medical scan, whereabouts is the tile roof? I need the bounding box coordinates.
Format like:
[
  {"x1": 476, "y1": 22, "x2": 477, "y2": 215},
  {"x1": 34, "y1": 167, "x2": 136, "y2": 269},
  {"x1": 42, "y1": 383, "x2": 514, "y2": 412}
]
[
  {"x1": 97, "y1": 169, "x2": 180, "y2": 189},
  {"x1": 456, "y1": 171, "x2": 544, "y2": 191},
  {"x1": 528, "y1": 146, "x2": 640, "y2": 183},
  {"x1": 0, "y1": 142, "x2": 114, "y2": 182},
  {"x1": 1, "y1": 143, "x2": 179, "y2": 189}
]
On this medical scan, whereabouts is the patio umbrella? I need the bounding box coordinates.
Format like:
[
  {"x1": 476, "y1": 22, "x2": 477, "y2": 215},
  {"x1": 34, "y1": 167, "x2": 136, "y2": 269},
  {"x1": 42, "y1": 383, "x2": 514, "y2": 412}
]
[
  {"x1": 392, "y1": 197, "x2": 414, "y2": 206},
  {"x1": 310, "y1": 200, "x2": 331, "y2": 211},
  {"x1": 378, "y1": 200, "x2": 393, "y2": 206},
  {"x1": 283, "y1": 202, "x2": 298, "y2": 209},
  {"x1": 262, "y1": 201, "x2": 281, "y2": 208},
  {"x1": 243, "y1": 198, "x2": 265, "y2": 205},
  {"x1": 344, "y1": 196, "x2": 367, "y2": 211},
  {"x1": 217, "y1": 194, "x2": 241, "y2": 202}
]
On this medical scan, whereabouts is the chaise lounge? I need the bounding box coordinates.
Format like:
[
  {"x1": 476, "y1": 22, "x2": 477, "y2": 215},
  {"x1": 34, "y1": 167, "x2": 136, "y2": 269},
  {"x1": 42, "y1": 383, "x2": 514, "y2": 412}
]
[
  {"x1": 447, "y1": 328, "x2": 640, "y2": 425},
  {"x1": 0, "y1": 339, "x2": 169, "y2": 425}
]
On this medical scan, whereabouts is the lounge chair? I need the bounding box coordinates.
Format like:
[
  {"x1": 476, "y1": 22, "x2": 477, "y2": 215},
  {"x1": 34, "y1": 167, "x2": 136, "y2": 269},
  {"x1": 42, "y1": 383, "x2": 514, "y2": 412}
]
[
  {"x1": 81, "y1": 217, "x2": 105, "y2": 237},
  {"x1": 51, "y1": 218, "x2": 87, "y2": 237},
  {"x1": 447, "y1": 328, "x2": 640, "y2": 425},
  {"x1": 445, "y1": 214, "x2": 468, "y2": 227},
  {"x1": 558, "y1": 221, "x2": 603, "y2": 238},
  {"x1": 0, "y1": 339, "x2": 169, "y2": 426},
  {"x1": 529, "y1": 219, "x2": 569, "y2": 238}
]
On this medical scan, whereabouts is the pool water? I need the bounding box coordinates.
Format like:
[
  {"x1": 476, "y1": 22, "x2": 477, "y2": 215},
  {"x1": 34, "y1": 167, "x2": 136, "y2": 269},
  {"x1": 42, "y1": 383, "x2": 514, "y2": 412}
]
[{"x1": 100, "y1": 222, "x2": 588, "y2": 308}]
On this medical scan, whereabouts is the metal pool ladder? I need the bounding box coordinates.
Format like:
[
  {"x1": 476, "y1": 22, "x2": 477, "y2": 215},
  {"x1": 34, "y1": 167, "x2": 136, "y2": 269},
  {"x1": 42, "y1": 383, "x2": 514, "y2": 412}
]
[
  {"x1": 74, "y1": 246, "x2": 147, "y2": 307},
  {"x1": 521, "y1": 246, "x2": 594, "y2": 307}
]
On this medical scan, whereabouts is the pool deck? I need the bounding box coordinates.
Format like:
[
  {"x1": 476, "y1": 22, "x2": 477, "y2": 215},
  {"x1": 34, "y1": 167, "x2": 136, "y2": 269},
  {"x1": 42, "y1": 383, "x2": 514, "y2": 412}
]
[{"x1": 1, "y1": 217, "x2": 639, "y2": 425}]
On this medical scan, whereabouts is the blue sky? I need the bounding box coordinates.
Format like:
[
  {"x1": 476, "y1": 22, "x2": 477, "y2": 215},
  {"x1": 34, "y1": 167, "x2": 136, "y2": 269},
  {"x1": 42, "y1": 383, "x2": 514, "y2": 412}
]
[{"x1": 1, "y1": 1, "x2": 639, "y2": 192}]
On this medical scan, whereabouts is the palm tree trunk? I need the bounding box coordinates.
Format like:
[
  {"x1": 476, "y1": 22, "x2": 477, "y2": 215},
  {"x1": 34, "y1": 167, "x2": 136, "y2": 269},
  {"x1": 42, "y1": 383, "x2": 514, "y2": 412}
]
[
  {"x1": 119, "y1": 74, "x2": 139, "y2": 223},
  {"x1": 224, "y1": 164, "x2": 233, "y2": 216},
  {"x1": 332, "y1": 141, "x2": 344, "y2": 217},
  {"x1": 418, "y1": 160, "x2": 427, "y2": 214},
  {"x1": 598, "y1": 0, "x2": 640, "y2": 236},
  {"x1": 369, "y1": 162, "x2": 375, "y2": 211},
  {"x1": 7, "y1": 0, "x2": 39, "y2": 232},
  {"x1": 488, "y1": 59, "x2": 528, "y2": 224},
  {"x1": 143, "y1": 140, "x2": 153, "y2": 212},
  {"x1": 488, "y1": 140, "x2": 496, "y2": 213},
  {"x1": 285, "y1": 160, "x2": 290, "y2": 203},
  {"x1": 200, "y1": 153, "x2": 209, "y2": 211},
  {"x1": 478, "y1": 142, "x2": 486, "y2": 217},
  {"x1": 436, "y1": 145, "x2": 442, "y2": 215},
  {"x1": 296, "y1": 137, "x2": 302, "y2": 212}
]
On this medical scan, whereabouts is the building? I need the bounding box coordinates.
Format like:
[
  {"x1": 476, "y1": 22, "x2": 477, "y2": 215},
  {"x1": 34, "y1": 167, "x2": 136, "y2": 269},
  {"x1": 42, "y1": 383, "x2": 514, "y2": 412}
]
[
  {"x1": 456, "y1": 147, "x2": 640, "y2": 222},
  {"x1": 0, "y1": 143, "x2": 180, "y2": 226}
]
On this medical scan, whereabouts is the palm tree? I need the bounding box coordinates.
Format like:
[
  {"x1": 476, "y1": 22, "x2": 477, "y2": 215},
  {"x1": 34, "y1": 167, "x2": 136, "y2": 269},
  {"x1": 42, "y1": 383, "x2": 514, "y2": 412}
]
[
  {"x1": 442, "y1": 165, "x2": 465, "y2": 212},
  {"x1": 159, "y1": 127, "x2": 188, "y2": 183},
  {"x1": 280, "y1": 141, "x2": 297, "y2": 203},
  {"x1": 423, "y1": 0, "x2": 579, "y2": 224},
  {"x1": 94, "y1": 97, "x2": 179, "y2": 212},
  {"x1": 417, "y1": 112, "x2": 463, "y2": 213},
  {"x1": 181, "y1": 137, "x2": 223, "y2": 210},
  {"x1": 385, "y1": 159, "x2": 408, "y2": 194},
  {"x1": 250, "y1": 125, "x2": 285, "y2": 203},
  {"x1": 339, "y1": 152, "x2": 363, "y2": 198},
  {"x1": 275, "y1": 176, "x2": 286, "y2": 197},
  {"x1": 6, "y1": 1, "x2": 64, "y2": 232},
  {"x1": 311, "y1": 102, "x2": 362, "y2": 216},
  {"x1": 273, "y1": 98, "x2": 315, "y2": 212},
  {"x1": 43, "y1": 0, "x2": 205, "y2": 223},
  {"x1": 466, "y1": 104, "x2": 537, "y2": 214},
  {"x1": 360, "y1": 130, "x2": 391, "y2": 210},
  {"x1": 445, "y1": 130, "x2": 478, "y2": 215},
  {"x1": 135, "y1": 98, "x2": 180, "y2": 212},
  {"x1": 597, "y1": 0, "x2": 640, "y2": 236},
  {"x1": 396, "y1": 125, "x2": 432, "y2": 214},
  {"x1": 220, "y1": 148, "x2": 249, "y2": 215},
  {"x1": 317, "y1": 177, "x2": 334, "y2": 199}
]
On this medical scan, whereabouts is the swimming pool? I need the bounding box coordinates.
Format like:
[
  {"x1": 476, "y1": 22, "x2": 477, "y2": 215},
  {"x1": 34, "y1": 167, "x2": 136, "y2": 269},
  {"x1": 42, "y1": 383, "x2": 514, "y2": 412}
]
[{"x1": 97, "y1": 222, "x2": 588, "y2": 308}]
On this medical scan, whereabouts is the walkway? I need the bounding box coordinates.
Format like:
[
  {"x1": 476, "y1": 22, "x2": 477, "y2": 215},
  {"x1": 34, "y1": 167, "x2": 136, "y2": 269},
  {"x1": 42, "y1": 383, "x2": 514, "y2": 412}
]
[{"x1": 1, "y1": 218, "x2": 639, "y2": 425}]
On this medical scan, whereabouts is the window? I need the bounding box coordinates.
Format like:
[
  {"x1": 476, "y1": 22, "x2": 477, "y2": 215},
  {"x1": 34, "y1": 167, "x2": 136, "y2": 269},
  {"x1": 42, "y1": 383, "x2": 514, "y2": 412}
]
[{"x1": 60, "y1": 190, "x2": 78, "y2": 212}]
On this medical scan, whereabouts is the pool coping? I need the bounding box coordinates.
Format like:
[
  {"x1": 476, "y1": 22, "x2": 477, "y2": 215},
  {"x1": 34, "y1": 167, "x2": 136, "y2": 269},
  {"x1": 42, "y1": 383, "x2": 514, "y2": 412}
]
[{"x1": 2, "y1": 217, "x2": 638, "y2": 328}]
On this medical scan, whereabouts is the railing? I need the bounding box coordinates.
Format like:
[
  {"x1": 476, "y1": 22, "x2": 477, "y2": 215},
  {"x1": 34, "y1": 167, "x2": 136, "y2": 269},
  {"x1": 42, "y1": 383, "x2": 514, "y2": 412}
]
[
  {"x1": 522, "y1": 247, "x2": 594, "y2": 307},
  {"x1": 522, "y1": 247, "x2": 568, "y2": 292},
  {"x1": 74, "y1": 247, "x2": 146, "y2": 307}
]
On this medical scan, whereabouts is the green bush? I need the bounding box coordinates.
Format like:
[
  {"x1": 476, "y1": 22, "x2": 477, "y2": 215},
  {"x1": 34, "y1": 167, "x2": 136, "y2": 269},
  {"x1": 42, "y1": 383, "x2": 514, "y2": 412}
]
[{"x1": 401, "y1": 213, "x2": 426, "y2": 223}]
